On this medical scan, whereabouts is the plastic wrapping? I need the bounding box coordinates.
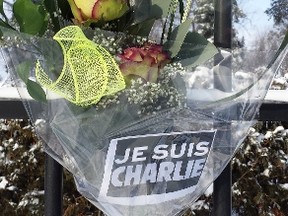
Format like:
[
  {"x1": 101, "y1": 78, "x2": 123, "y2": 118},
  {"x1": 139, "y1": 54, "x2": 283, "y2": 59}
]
[{"x1": 1, "y1": 23, "x2": 288, "y2": 216}]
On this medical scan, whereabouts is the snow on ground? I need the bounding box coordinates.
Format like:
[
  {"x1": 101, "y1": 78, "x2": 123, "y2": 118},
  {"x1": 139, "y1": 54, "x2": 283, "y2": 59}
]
[
  {"x1": 280, "y1": 184, "x2": 288, "y2": 190},
  {"x1": 0, "y1": 176, "x2": 8, "y2": 189}
]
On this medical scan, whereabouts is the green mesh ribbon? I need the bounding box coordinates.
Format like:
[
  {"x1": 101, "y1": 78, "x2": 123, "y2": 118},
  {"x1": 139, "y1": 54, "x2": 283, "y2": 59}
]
[{"x1": 35, "y1": 25, "x2": 125, "y2": 106}]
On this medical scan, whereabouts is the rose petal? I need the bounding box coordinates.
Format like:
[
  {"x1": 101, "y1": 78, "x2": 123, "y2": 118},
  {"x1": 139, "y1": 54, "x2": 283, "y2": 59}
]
[
  {"x1": 67, "y1": 0, "x2": 86, "y2": 23},
  {"x1": 123, "y1": 48, "x2": 143, "y2": 61},
  {"x1": 74, "y1": 0, "x2": 97, "y2": 18},
  {"x1": 157, "y1": 53, "x2": 169, "y2": 62},
  {"x1": 120, "y1": 62, "x2": 158, "y2": 82},
  {"x1": 143, "y1": 55, "x2": 156, "y2": 65},
  {"x1": 119, "y1": 43, "x2": 170, "y2": 83},
  {"x1": 92, "y1": 0, "x2": 129, "y2": 21}
]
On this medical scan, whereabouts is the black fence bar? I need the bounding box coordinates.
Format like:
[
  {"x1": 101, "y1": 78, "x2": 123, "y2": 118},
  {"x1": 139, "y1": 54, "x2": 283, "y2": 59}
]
[
  {"x1": 214, "y1": 0, "x2": 232, "y2": 49},
  {"x1": 213, "y1": 0, "x2": 233, "y2": 215},
  {"x1": 213, "y1": 164, "x2": 232, "y2": 215},
  {"x1": 1, "y1": 100, "x2": 288, "y2": 215},
  {"x1": 259, "y1": 103, "x2": 288, "y2": 121},
  {"x1": 0, "y1": 100, "x2": 27, "y2": 119},
  {"x1": 44, "y1": 154, "x2": 63, "y2": 216},
  {"x1": 2, "y1": 100, "x2": 287, "y2": 121}
]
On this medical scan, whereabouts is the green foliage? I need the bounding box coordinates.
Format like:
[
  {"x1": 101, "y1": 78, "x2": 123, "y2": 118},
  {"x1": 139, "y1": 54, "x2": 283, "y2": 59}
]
[
  {"x1": 16, "y1": 60, "x2": 47, "y2": 103},
  {"x1": 175, "y1": 31, "x2": 218, "y2": 68},
  {"x1": 164, "y1": 18, "x2": 193, "y2": 57},
  {"x1": 16, "y1": 61, "x2": 33, "y2": 84},
  {"x1": 13, "y1": 0, "x2": 48, "y2": 36},
  {"x1": 27, "y1": 79, "x2": 47, "y2": 103},
  {"x1": 232, "y1": 122, "x2": 288, "y2": 215},
  {"x1": 265, "y1": 0, "x2": 288, "y2": 26},
  {"x1": 151, "y1": 0, "x2": 174, "y2": 18},
  {"x1": 127, "y1": 19, "x2": 156, "y2": 37},
  {"x1": 0, "y1": 119, "x2": 100, "y2": 215},
  {"x1": 0, "y1": 120, "x2": 45, "y2": 215}
]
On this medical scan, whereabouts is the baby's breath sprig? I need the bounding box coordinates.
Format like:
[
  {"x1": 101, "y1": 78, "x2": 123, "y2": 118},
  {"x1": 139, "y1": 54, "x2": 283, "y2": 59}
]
[
  {"x1": 124, "y1": 63, "x2": 187, "y2": 116},
  {"x1": 92, "y1": 33, "x2": 121, "y2": 55},
  {"x1": 158, "y1": 62, "x2": 186, "y2": 83},
  {"x1": 94, "y1": 93, "x2": 121, "y2": 110}
]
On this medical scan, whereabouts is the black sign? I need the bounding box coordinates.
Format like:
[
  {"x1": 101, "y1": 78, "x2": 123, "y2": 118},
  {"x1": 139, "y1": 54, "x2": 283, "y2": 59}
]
[{"x1": 99, "y1": 131, "x2": 216, "y2": 205}]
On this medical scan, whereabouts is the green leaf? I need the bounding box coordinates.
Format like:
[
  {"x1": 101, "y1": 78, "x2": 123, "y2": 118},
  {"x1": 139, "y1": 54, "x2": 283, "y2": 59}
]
[
  {"x1": 175, "y1": 31, "x2": 218, "y2": 68},
  {"x1": 16, "y1": 61, "x2": 33, "y2": 84},
  {"x1": 131, "y1": 0, "x2": 156, "y2": 25},
  {"x1": 128, "y1": 19, "x2": 155, "y2": 37},
  {"x1": 132, "y1": 0, "x2": 152, "y2": 24},
  {"x1": 164, "y1": 18, "x2": 192, "y2": 58},
  {"x1": 13, "y1": 0, "x2": 48, "y2": 35},
  {"x1": 132, "y1": 0, "x2": 173, "y2": 25},
  {"x1": 27, "y1": 79, "x2": 47, "y2": 102},
  {"x1": 151, "y1": 0, "x2": 173, "y2": 17}
]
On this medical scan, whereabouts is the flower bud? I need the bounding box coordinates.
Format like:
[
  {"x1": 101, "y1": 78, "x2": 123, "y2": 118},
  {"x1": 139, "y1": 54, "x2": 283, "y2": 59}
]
[
  {"x1": 119, "y1": 43, "x2": 170, "y2": 83},
  {"x1": 67, "y1": 0, "x2": 129, "y2": 23}
]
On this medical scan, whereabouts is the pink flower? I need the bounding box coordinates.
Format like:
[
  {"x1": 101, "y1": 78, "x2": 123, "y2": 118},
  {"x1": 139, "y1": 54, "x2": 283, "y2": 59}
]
[
  {"x1": 67, "y1": 0, "x2": 129, "y2": 24},
  {"x1": 119, "y1": 44, "x2": 170, "y2": 83}
]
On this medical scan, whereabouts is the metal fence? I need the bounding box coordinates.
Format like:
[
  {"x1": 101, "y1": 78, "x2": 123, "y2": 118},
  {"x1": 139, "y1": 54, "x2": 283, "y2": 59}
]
[{"x1": 1, "y1": 97, "x2": 287, "y2": 216}]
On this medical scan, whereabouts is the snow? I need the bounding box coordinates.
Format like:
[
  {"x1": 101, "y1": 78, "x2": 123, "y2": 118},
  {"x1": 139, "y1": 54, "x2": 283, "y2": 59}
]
[
  {"x1": 280, "y1": 184, "x2": 288, "y2": 190},
  {"x1": 233, "y1": 189, "x2": 241, "y2": 196},
  {"x1": 249, "y1": 127, "x2": 262, "y2": 140},
  {"x1": 185, "y1": 66, "x2": 212, "y2": 89},
  {"x1": 29, "y1": 144, "x2": 39, "y2": 153},
  {"x1": 273, "y1": 77, "x2": 286, "y2": 86},
  {"x1": 18, "y1": 199, "x2": 29, "y2": 207},
  {"x1": 12, "y1": 143, "x2": 19, "y2": 150},
  {"x1": 0, "y1": 176, "x2": 8, "y2": 189},
  {"x1": 204, "y1": 183, "x2": 213, "y2": 196},
  {"x1": 264, "y1": 131, "x2": 273, "y2": 139},
  {"x1": 273, "y1": 126, "x2": 285, "y2": 134},
  {"x1": 244, "y1": 145, "x2": 251, "y2": 154},
  {"x1": 0, "y1": 122, "x2": 9, "y2": 131},
  {"x1": 7, "y1": 185, "x2": 17, "y2": 191},
  {"x1": 261, "y1": 169, "x2": 270, "y2": 177},
  {"x1": 190, "y1": 199, "x2": 209, "y2": 210},
  {"x1": 234, "y1": 71, "x2": 253, "y2": 80},
  {"x1": 17, "y1": 190, "x2": 44, "y2": 208}
]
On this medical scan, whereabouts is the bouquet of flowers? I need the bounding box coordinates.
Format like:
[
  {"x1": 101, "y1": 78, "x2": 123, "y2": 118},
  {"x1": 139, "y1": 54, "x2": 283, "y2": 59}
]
[{"x1": 1, "y1": 0, "x2": 287, "y2": 215}]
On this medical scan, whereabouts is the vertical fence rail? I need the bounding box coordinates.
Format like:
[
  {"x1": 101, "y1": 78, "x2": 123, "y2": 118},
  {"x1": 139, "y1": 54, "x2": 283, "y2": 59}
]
[
  {"x1": 213, "y1": 0, "x2": 232, "y2": 216},
  {"x1": 44, "y1": 155, "x2": 63, "y2": 216}
]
